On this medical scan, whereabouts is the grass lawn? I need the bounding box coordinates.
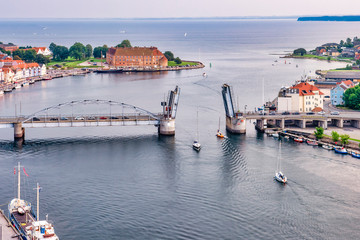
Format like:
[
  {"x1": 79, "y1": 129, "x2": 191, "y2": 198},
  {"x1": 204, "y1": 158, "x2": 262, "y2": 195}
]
[
  {"x1": 291, "y1": 54, "x2": 352, "y2": 62},
  {"x1": 168, "y1": 61, "x2": 198, "y2": 67},
  {"x1": 47, "y1": 57, "x2": 105, "y2": 68}
]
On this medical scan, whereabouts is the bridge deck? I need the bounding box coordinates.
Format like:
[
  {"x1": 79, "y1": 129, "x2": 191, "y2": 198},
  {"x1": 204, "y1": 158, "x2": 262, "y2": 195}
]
[{"x1": 0, "y1": 114, "x2": 163, "y2": 129}]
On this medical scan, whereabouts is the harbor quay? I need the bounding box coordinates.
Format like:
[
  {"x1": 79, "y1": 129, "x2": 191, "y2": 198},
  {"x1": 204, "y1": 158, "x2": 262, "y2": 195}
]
[{"x1": 0, "y1": 209, "x2": 20, "y2": 239}]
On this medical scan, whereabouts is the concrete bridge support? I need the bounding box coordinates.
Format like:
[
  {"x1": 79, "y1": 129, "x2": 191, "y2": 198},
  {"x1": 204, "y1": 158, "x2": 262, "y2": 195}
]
[
  {"x1": 314, "y1": 120, "x2": 328, "y2": 129},
  {"x1": 158, "y1": 118, "x2": 175, "y2": 136},
  {"x1": 275, "y1": 118, "x2": 285, "y2": 129},
  {"x1": 350, "y1": 120, "x2": 360, "y2": 129},
  {"x1": 226, "y1": 116, "x2": 246, "y2": 134},
  {"x1": 255, "y1": 119, "x2": 265, "y2": 132},
  {"x1": 332, "y1": 118, "x2": 343, "y2": 128},
  {"x1": 294, "y1": 119, "x2": 306, "y2": 128},
  {"x1": 14, "y1": 123, "x2": 25, "y2": 141}
]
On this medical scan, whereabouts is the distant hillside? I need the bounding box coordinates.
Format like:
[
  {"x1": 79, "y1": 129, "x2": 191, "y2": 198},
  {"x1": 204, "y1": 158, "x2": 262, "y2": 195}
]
[{"x1": 298, "y1": 16, "x2": 360, "y2": 21}]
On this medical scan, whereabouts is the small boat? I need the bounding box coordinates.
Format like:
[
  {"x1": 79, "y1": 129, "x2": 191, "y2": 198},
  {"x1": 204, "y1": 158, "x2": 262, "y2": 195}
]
[
  {"x1": 43, "y1": 76, "x2": 52, "y2": 80},
  {"x1": 29, "y1": 79, "x2": 35, "y2": 84},
  {"x1": 0, "y1": 90, "x2": 4, "y2": 95},
  {"x1": 334, "y1": 147, "x2": 348, "y2": 154},
  {"x1": 306, "y1": 139, "x2": 318, "y2": 146},
  {"x1": 22, "y1": 81, "x2": 29, "y2": 86},
  {"x1": 294, "y1": 137, "x2": 304, "y2": 143},
  {"x1": 216, "y1": 117, "x2": 224, "y2": 138},
  {"x1": 351, "y1": 151, "x2": 360, "y2": 159},
  {"x1": 193, "y1": 110, "x2": 201, "y2": 151},
  {"x1": 14, "y1": 84, "x2": 21, "y2": 89},
  {"x1": 4, "y1": 87, "x2": 12, "y2": 93},
  {"x1": 275, "y1": 142, "x2": 287, "y2": 184},
  {"x1": 202, "y1": 72, "x2": 207, "y2": 77},
  {"x1": 272, "y1": 133, "x2": 279, "y2": 138},
  {"x1": 322, "y1": 144, "x2": 333, "y2": 150},
  {"x1": 284, "y1": 136, "x2": 290, "y2": 140}
]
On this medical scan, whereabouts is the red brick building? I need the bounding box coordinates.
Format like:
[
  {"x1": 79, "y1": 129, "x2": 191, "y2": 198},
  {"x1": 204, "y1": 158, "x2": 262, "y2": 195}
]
[
  {"x1": 0, "y1": 44, "x2": 19, "y2": 52},
  {"x1": 106, "y1": 47, "x2": 168, "y2": 68}
]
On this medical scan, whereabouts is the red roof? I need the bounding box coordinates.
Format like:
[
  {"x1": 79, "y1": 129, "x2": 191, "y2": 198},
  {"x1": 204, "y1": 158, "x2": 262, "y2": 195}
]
[
  {"x1": 291, "y1": 82, "x2": 324, "y2": 96},
  {"x1": 341, "y1": 80, "x2": 354, "y2": 87}
]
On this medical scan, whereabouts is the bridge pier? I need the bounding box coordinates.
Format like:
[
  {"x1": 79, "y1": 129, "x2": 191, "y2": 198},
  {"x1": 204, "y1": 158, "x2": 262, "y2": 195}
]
[
  {"x1": 158, "y1": 118, "x2": 175, "y2": 136},
  {"x1": 14, "y1": 123, "x2": 25, "y2": 141},
  {"x1": 315, "y1": 120, "x2": 328, "y2": 129},
  {"x1": 226, "y1": 115, "x2": 246, "y2": 134},
  {"x1": 294, "y1": 119, "x2": 306, "y2": 128},
  {"x1": 255, "y1": 119, "x2": 265, "y2": 132},
  {"x1": 350, "y1": 120, "x2": 360, "y2": 128},
  {"x1": 275, "y1": 118, "x2": 285, "y2": 129},
  {"x1": 332, "y1": 118, "x2": 343, "y2": 128}
]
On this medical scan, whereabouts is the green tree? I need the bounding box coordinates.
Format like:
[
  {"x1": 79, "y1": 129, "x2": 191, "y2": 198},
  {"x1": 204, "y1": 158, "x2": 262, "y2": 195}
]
[
  {"x1": 174, "y1": 57, "x2": 182, "y2": 64},
  {"x1": 293, "y1": 48, "x2": 306, "y2": 56},
  {"x1": 344, "y1": 37, "x2": 354, "y2": 48},
  {"x1": 164, "y1": 51, "x2": 175, "y2": 61},
  {"x1": 331, "y1": 131, "x2": 340, "y2": 142},
  {"x1": 343, "y1": 85, "x2": 360, "y2": 110},
  {"x1": 93, "y1": 47, "x2": 102, "y2": 58},
  {"x1": 340, "y1": 134, "x2": 350, "y2": 146},
  {"x1": 116, "y1": 40, "x2": 132, "y2": 48},
  {"x1": 49, "y1": 42, "x2": 57, "y2": 53},
  {"x1": 0, "y1": 48, "x2": 11, "y2": 55},
  {"x1": 53, "y1": 45, "x2": 69, "y2": 61},
  {"x1": 12, "y1": 49, "x2": 24, "y2": 59},
  {"x1": 13, "y1": 55, "x2": 22, "y2": 60},
  {"x1": 35, "y1": 54, "x2": 50, "y2": 64},
  {"x1": 340, "y1": 40, "x2": 344, "y2": 46},
  {"x1": 85, "y1": 44, "x2": 93, "y2": 58},
  {"x1": 23, "y1": 49, "x2": 36, "y2": 62},
  {"x1": 314, "y1": 127, "x2": 324, "y2": 139},
  {"x1": 327, "y1": 56, "x2": 331, "y2": 61},
  {"x1": 69, "y1": 42, "x2": 86, "y2": 60}
]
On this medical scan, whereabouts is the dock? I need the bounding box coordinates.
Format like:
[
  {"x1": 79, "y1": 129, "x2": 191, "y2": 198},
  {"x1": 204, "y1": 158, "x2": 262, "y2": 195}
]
[{"x1": 0, "y1": 209, "x2": 20, "y2": 240}]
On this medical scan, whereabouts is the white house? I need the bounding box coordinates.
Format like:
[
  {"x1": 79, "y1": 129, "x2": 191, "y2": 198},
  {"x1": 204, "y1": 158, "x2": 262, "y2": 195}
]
[{"x1": 32, "y1": 47, "x2": 52, "y2": 56}]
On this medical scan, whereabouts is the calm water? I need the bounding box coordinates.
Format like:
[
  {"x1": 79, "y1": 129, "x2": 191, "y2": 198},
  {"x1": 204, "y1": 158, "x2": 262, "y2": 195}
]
[{"x1": 0, "y1": 19, "x2": 359, "y2": 239}]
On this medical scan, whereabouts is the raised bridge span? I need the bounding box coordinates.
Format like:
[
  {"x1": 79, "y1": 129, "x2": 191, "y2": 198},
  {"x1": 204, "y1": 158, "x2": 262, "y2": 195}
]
[{"x1": 0, "y1": 86, "x2": 180, "y2": 141}]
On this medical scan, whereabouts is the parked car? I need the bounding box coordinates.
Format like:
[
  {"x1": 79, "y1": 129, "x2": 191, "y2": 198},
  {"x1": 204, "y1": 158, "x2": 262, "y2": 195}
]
[
  {"x1": 50, "y1": 118, "x2": 58, "y2": 121},
  {"x1": 110, "y1": 116, "x2": 119, "y2": 119},
  {"x1": 269, "y1": 111, "x2": 276, "y2": 115},
  {"x1": 32, "y1": 117, "x2": 40, "y2": 121},
  {"x1": 292, "y1": 112, "x2": 300, "y2": 115},
  {"x1": 306, "y1": 112, "x2": 315, "y2": 115},
  {"x1": 282, "y1": 111, "x2": 290, "y2": 115},
  {"x1": 330, "y1": 111, "x2": 340, "y2": 115},
  {"x1": 99, "y1": 116, "x2": 107, "y2": 120},
  {"x1": 74, "y1": 116, "x2": 84, "y2": 120},
  {"x1": 317, "y1": 111, "x2": 326, "y2": 115},
  {"x1": 60, "y1": 117, "x2": 68, "y2": 120},
  {"x1": 87, "y1": 116, "x2": 96, "y2": 120}
]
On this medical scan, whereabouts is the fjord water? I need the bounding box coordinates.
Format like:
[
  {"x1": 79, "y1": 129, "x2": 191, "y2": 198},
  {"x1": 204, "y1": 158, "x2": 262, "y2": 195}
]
[{"x1": 0, "y1": 19, "x2": 359, "y2": 239}]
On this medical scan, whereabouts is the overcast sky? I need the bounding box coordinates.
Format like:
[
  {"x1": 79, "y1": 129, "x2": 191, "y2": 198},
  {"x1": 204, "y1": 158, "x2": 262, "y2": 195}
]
[{"x1": 3, "y1": 0, "x2": 360, "y2": 18}]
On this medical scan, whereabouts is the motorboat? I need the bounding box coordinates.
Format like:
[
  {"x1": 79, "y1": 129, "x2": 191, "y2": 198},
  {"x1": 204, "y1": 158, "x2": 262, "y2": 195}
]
[
  {"x1": 294, "y1": 137, "x2": 304, "y2": 143},
  {"x1": 306, "y1": 139, "x2": 318, "y2": 146},
  {"x1": 334, "y1": 147, "x2": 348, "y2": 154},
  {"x1": 14, "y1": 84, "x2": 21, "y2": 89},
  {"x1": 351, "y1": 151, "x2": 360, "y2": 159},
  {"x1": 275, "y1": 171, "x2": 287, "y2": 184},
  {"x1": 272, "y1": 133, "x2": 279, "y2": 138},
  {"x1": 322, "y1": 144, "x2": 333, "y2": 150},
  {"x1": 22, "y1": 81, "x2": 29, "y2": 86},
  {"x1": 0, "y1": 90, "x2": 4, "y2": 95}
]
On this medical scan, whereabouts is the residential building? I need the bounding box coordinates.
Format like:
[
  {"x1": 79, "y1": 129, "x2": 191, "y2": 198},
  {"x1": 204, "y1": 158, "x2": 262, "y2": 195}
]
[
  {"x1": 316, "y1": 47, "x2": 327, "y2": 55},
  {"x1": 0, "y1": 43, "x2": 19, "y2": 52},
  {"x1": 276, "y1": 82, "x2": 324, "y2": 112},
  {"x1": 25, "y1": 47, "x2": 52, "y2": 56},
  {"x1": 330, "y1": 80, "x2": 355, "y2": 106},
  {"x1": 327, "y1": 48, "x2": 341, "y2": 57},
  {"x1": 106, "y1": 47, "x2": 168, "y2": 68},
  {"x1": 0, "y1": 68, "x2": 4, "y2": 81},
  {"x1": 341, "y1": 48, "x2": 355, "y2": 58}
]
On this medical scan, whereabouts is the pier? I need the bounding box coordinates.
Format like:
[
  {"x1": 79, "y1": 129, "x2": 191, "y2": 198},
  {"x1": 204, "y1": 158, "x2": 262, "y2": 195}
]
[
  {"x1": 0, "y1": 209, "x2": 20, "y2": 239},
  {"x1": 0, "y1": 86, "x2": 180, "y2": 142}
]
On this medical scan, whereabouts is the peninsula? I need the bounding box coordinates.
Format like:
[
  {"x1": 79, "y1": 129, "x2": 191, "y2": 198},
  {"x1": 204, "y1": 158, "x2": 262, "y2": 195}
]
[{"x1": 298, "y1": 16, "x2": 360, "y2": 21}]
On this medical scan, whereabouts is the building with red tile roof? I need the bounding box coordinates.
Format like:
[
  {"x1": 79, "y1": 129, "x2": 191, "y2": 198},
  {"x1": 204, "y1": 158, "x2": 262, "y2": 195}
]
[
  {"x1": 276, "y1": 82, "x2": 324, "y2": 113},
  {"x1": 106, "y1": 47, "x2": 168, "y2": 68}
]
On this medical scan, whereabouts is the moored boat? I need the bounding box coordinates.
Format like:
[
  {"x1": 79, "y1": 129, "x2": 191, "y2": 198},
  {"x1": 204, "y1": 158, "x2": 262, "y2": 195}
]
[
  {"x1": 294, "y1": 137, "x2": 304, "y2": 143},
  {"x1": 22, "y1": 81, "x2": 29, "y2": 86},
  {"x1": 0, "y1": 90, "x2": 4, "y2": 95},
  {"x1": 350, "y1": 151, "x2": 360, "y2": 159},
  {"x1": 334, "y1": 147, "x2": 348, "y2": 154},
  {"x1": 306, "y1": 139, "x2": 318, "y2": 146},
  {"x1": 193, "y1": 140, "x2": 201, "y2": 151},
  {"x1": 14, "y1": 84, "x2": 21, "y2": 89},
  {"x1": 322, "y1": 144, "x2": 333, "y2": 150},
  {"x1": 4, "y1": 87, "x2": 12, "y2": 93}
]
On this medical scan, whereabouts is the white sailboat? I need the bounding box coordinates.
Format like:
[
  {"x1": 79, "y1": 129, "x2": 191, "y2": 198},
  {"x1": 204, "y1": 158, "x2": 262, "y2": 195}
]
[
  {"x1": 275, "y1": 142, "x2": 287, "y2": 184},
  {"x1": 193, "y1": 110, "x2": 201, "y2": 151}
]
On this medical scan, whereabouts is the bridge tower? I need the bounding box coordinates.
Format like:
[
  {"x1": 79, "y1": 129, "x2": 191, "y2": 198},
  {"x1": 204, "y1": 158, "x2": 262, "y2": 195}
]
[
  {"x1": 221, "y1": 84, "x2": 246, "y2": 134},
  {"x1": 159, "y1": 86, "x2": 180, "y2": 136}
]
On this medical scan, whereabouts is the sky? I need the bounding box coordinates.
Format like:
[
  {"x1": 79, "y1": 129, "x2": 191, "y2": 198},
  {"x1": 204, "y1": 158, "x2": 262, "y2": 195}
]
[{"x1": 2, "y1": 0, "x2": 360, "y2": 18}]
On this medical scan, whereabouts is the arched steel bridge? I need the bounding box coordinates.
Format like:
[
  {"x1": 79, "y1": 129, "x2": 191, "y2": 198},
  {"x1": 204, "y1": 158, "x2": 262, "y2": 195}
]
[{"x1": 0, "y1": 86, "x2": 180, "y2": 140}]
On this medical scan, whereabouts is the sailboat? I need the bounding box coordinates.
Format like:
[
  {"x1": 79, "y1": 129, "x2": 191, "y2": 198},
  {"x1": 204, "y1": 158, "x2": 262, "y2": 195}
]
[
  {"x1": 192, "y1": 110, "x2": 201, "y2": 151},
  {"x1": 275, "y1": 142, "x2": 287, "y2": 184},
  {"x1": 216, "y1": 117, "x2": 224, "y2": 138}
]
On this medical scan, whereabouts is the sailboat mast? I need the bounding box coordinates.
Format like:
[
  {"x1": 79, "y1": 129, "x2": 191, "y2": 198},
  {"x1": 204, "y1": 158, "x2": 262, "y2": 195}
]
[
  {"x1": 18, "y1": 162, "x2": 20, "y2": 200},
  {"x1": 196, "y1": 110, "x2": 199, "y2": 140},
  {"x1": 218, "y1": 116, "x2": 220, "y2": 130},
  {"x1": 36, "y1": 183, "x2": 40, "y2": 221},
  {"x1": 279, "y1": 141, "x2": 282, "y2": 171}
]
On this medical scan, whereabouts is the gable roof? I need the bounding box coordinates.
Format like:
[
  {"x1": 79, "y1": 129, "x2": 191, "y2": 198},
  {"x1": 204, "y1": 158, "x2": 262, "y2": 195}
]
[
  {"x1": 107, "y1": 47, "x2": 165, "y2": 57},
  {"x1": 291, "y1": 82, "x2": 324, "y2": 96}
]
